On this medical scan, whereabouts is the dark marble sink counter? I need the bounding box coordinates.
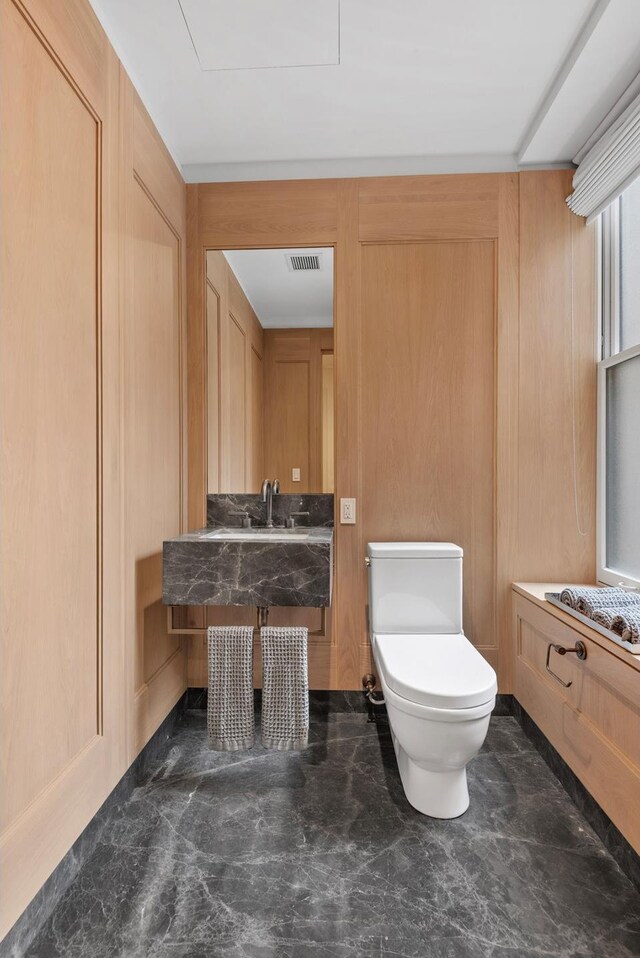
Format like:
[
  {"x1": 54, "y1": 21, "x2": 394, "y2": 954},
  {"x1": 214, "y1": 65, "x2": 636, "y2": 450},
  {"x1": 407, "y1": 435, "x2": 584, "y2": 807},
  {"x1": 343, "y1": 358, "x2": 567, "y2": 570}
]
[{"x1": 163, "y1": 525, "x2": 333, "y2": 608}]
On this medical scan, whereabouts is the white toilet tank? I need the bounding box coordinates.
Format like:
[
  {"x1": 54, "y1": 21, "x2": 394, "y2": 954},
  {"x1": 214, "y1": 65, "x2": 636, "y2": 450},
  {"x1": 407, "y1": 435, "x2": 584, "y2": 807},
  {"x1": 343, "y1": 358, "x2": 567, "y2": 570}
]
[{"x1": 367, "y1": 542, "x2": 463, "y2": 634}]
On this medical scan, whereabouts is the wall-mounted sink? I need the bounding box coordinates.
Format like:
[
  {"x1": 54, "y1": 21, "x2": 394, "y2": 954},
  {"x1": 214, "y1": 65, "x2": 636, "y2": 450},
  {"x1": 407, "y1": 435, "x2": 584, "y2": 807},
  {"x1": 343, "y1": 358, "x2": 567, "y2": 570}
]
[
  {"x1": 203, "y1": 528, "x2": 311, "y2": 542},
  {"x1": 162, "y1": 523, "x2": 332, "y2": 608}
]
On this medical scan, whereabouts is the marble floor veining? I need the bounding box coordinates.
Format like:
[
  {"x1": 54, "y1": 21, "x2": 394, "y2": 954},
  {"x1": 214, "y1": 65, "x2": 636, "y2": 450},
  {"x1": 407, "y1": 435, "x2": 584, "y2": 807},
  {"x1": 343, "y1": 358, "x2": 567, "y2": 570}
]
[{"x1": 26, "y1": 708, "x2": 640, "y2": 958}]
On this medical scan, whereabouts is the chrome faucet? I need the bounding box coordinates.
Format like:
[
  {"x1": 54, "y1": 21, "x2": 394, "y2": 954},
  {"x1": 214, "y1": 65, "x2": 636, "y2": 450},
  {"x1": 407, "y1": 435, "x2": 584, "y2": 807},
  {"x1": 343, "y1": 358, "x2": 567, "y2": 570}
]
[{"x1": 261, "y1": 478, "x2": 280, "y2": 527}]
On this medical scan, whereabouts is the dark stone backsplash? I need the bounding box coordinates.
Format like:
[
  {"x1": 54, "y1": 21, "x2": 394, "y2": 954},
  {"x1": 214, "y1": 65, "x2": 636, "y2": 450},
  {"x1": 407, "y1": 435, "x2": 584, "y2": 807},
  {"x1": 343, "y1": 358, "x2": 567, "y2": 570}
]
[{"x1": 207, "y1": 493, "x2": 334, "y2": 529}]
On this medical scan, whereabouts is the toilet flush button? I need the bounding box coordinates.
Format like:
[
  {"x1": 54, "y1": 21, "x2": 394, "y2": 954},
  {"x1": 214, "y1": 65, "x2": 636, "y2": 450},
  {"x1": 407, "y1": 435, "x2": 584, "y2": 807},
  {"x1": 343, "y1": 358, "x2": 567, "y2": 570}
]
[{"x1": 340, "y1": 498, "x2": 356, "y2": 524}]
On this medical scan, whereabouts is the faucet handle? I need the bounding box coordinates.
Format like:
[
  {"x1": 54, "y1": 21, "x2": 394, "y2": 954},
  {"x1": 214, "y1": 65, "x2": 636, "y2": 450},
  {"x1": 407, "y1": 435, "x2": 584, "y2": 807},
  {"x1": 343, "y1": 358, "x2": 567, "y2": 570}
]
[
  {"x1": 286, "y1": 511, "x2": 310, "y2": 529},
  {"x1": 230, "y1": 511, "x2": 252, "y2": 528},
  {"x1": 272, "y1": 479, "x2": 281, "y2": 494}
]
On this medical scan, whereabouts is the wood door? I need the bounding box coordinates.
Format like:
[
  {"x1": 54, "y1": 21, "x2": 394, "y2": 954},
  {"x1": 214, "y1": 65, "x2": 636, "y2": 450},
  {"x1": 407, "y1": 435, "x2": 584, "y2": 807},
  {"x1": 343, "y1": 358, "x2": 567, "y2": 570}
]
[{"x1": 0, "y1": 0, "x2": 123, "y2": 934}]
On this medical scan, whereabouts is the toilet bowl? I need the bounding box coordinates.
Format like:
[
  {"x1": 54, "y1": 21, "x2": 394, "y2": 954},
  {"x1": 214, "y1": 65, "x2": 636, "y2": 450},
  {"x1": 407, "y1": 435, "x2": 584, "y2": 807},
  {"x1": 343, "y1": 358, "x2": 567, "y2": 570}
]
[{"x1": 367, "y1": 542, "x2": 497, "y2": 818}]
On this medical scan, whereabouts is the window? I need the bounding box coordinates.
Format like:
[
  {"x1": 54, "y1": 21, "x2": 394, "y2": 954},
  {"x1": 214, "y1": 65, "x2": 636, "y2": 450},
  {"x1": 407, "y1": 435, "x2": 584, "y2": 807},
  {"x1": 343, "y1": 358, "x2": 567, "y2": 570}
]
[{"x1": 599, "y1": 177, "x2": 640, "y2": 589}]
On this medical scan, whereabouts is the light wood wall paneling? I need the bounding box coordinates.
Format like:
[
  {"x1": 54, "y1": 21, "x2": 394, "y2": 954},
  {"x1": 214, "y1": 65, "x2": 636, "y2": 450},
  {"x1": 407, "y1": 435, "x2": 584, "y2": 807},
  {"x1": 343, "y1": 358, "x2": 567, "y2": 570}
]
[
  {"x1": 334, "y1": 179, "x2": 363, "y2": 690},
  {"x1": 249, "y1": 346, "x2": 265, "y2": 492},
  {"x1": 196, "y1": 179, "x2": 339, "y2": 249},
  {"x1": 262, "y1": 328, "x2": 333, "y2": 492},
  {"x1": 187, "y1": 172, "x2": 598, "y2": 693},
  {"x1": 187, "y1": 185, "x2": 207, "y2": 531},
  {"x1": 0, "y1": 0, "x2": 124, "y2": 935},
  {"x1": 205, "y1": 251, "x2": 229, "y2": 495},
  {"x1": 225, "y1": 313, "x2": 247, "y2": 490},
  {"x1": 495, "y1": 174, "x2": 520, "y2": 691},
  {"x1": 121, "y1": 78, "x2": 187, "y2": 762},
  {"x1": 360, "y1": 240, "x2": 496, "y2": 654},
  {"x1": 206, "y1": 277, "x2": 222, "y2": 493},
  {"x1": 206, "y1": 252, "x2": 264, "y2": 494},
  {"x1": 358, "y1": 173, "x2": 501, "y2": 242},
  {"x1": 322, "y1": 353, "x2": 335, "y2": 494},
  {"x1": 227, "y1": 267, "x2": 264, "y2": 492},
  {"x1": 517, "y1": 172, "x2": 597, "y2": 584}
]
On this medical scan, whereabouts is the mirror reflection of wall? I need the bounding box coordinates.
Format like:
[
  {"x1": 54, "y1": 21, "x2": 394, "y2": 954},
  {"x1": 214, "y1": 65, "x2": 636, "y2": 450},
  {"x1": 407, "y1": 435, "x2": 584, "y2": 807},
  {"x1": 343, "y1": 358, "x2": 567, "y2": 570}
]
[{"x1": 206, "y1": 248, "x2": 334, "y2": 496}]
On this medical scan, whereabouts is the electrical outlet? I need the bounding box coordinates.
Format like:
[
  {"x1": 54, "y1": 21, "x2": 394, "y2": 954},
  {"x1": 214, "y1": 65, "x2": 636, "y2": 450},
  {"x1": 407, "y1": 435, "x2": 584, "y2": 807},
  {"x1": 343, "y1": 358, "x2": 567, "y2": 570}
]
[
  {"x1": 340, "y1": 497, "x2": 356, "y2": 524},
  {"x1": 292, "y1": 467, "x2": 301, "y2": 482}
]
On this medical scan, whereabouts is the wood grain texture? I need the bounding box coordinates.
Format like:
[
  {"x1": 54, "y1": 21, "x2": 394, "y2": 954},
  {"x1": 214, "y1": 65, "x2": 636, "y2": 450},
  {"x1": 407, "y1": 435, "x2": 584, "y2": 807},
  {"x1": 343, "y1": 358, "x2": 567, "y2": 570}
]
[
  {"x1": 360, "y1": 241, "x2": 496, "y2": 652},
  {"x1": 263, "y1": 328, "x2": 333, "y2": 492},
  {"x1": 322, "y1": 353, "x2": 335, "y2": 493},
  {"x1": 206, "y1": 277, "x2": 221, "y2": 493},
  {"x1": 517, "y1": 171, "x2": 597, "y2": 583},
  {"x1": 122, "y1": 81, "x2": 187, "y2": 761},
  {"x1": 186, "y1": 172, "x2": 597, "y2": 693},
  {"x1": 225, "y1": 314, "x2": 247, "y2": 490},
  {"x1": 359, "y1": 173, "x2": 500, "y2": 242},
  {"x1": 333, "y1": 179, "x2": 362, "y2": 689},
  {"x1": 228, "y1": 267, "x2": 264, "y2": 492},
  {"x1": 0, "y1": 0, "x2": 125, "y2": 936},
  {"x1": 495, "y1": 174, "x2": 520, "y2": 692},
  {"x1": 197, "y1": 179, "x2": 338, "y2": 249},
  {"x1": 514, "y1": 592, "x2": 640, "y2": 852},
  {"x1": 207, "y1": 252, "x2": 264, "y2": 494},
  {"x1": 187, "y1": 186, "x2": 207, "y2": 530}
]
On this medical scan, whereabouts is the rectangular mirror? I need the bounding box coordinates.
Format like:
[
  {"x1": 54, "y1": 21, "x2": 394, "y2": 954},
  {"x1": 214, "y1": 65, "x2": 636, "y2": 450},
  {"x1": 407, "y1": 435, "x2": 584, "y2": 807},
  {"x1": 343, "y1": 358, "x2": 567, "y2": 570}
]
[{"x1": 206, "y1": 247, "x2": 334, "y2": 495}]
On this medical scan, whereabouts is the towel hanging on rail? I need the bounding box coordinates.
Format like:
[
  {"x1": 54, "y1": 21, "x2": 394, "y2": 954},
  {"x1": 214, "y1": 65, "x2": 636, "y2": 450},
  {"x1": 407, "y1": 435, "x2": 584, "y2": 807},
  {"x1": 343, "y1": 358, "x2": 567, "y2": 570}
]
[
  {"x1": 260, "y1": 626, "x2": 309, "y2": 750},
  {"x1": 207, "y1": 626, "x2": 255, "y2": 751}
]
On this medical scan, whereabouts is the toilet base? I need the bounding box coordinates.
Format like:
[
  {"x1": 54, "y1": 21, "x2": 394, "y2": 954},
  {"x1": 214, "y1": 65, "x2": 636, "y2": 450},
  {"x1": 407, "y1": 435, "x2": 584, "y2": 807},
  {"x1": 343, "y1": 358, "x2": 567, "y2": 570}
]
[{"x1": 395, "y1": 743, "x2": 470, "y2": 819}]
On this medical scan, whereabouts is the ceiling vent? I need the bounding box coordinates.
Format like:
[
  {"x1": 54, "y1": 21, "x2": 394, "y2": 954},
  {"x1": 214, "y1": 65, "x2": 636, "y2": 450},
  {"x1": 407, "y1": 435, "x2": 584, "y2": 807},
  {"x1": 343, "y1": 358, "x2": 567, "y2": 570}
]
[{"x1": 286, "y1": 253, "x2": 322, "y2": 272}]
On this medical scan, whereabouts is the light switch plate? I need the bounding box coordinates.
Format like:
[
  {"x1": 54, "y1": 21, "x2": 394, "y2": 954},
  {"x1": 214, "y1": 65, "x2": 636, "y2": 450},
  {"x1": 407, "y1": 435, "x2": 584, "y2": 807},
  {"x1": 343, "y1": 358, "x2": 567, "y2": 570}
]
[
  {"x1": 340, "y1": 497, "x2": 356, "y2": 524},
  {"x1": 292, "y1": 467, "x2": 301, "y2": 482}
]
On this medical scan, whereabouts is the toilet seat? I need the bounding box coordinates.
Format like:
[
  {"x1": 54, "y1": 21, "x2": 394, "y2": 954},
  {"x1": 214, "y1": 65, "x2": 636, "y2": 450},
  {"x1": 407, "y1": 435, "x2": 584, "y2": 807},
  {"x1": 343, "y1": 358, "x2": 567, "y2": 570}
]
[{"x1": 373, "y1": 632, "x2": 497, "y2": 710}]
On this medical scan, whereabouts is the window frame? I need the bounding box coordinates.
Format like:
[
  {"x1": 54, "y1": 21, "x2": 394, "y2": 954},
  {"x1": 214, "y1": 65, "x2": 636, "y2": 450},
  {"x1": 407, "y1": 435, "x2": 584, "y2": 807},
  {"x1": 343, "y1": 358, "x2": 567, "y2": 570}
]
[{"x1": 597, "y1": 198, "x2": 640, "y2": 590}]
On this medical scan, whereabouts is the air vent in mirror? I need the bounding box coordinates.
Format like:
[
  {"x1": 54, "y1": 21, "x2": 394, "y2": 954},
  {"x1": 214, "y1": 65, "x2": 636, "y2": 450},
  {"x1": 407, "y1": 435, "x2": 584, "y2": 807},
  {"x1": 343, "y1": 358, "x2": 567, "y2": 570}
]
[{"x1": 285, "y1": 253, "x2": 322, "y2": 272}]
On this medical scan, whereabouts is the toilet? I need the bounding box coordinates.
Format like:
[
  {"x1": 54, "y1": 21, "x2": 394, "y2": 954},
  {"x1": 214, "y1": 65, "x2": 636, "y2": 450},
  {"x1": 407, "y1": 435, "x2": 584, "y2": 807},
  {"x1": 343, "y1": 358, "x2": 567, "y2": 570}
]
[{"x1": 367, "y1": 542, "x2": 497, "y2": 818}]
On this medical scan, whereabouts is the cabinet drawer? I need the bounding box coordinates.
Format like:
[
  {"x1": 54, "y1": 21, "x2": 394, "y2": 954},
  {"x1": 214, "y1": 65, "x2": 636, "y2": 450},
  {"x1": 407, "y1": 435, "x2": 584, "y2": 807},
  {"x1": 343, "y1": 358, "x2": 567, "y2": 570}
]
[{"x1": 514, "y1": 593, "x2": 640, "y2": 851}]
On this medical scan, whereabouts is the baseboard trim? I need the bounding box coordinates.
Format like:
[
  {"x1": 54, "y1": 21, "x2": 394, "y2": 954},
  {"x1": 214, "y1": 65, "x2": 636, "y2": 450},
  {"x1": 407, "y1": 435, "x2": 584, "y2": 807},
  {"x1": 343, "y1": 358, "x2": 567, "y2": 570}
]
[
  {"x1": 0, "y1": 693, "x2": 188, "y2": 958},
  {"x1": 185, "y1": 687, "x2": 373, "y2": 712},
  {"x1": 186, "y1": 688, "x2": 516, "y2": 715}
]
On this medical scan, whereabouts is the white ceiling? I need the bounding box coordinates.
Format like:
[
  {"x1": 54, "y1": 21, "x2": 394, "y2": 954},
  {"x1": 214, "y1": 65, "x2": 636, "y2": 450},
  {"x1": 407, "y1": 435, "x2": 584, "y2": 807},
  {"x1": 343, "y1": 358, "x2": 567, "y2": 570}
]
[
  {"x1": 178, "y1": 0, "x2": 340, "y2": 71},
  {"x1": 89, "y1": 0, "x2": 640, "y2": 181},
  {"x1": 223, "y1": 248, "x2": 334, "y2": 328}
]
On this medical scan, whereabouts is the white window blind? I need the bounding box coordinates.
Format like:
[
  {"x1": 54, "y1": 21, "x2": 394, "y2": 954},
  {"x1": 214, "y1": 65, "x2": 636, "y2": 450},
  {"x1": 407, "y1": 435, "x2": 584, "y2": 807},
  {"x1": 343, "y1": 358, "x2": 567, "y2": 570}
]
[{"x1": 567, "y1": 84, "x2": 640, "y2": 223}]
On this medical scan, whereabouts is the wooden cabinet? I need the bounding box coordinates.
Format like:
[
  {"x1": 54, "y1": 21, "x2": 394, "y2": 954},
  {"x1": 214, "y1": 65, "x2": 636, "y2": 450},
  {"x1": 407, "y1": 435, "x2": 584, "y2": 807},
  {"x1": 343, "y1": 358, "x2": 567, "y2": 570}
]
[{"x1": 514, "y1": 586, "x2": 640, "y2": 852}]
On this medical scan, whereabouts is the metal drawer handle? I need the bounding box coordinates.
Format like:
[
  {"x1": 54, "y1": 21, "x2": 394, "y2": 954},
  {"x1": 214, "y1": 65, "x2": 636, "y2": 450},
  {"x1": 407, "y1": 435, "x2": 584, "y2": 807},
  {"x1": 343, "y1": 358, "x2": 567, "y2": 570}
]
[{"x1": 545, "y1": 641, "x2": 587, "y2": 688}]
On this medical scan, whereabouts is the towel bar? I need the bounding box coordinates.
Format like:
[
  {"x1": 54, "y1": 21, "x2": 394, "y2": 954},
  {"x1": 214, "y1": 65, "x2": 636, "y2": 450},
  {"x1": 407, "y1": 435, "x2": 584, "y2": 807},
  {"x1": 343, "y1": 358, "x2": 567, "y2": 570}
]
[
  {"x1": 166, "y1": 605, "x2": 328, "y2": 638},
  {"x1": 545, "y1": 640, "x2": 587, "y2": 687}
]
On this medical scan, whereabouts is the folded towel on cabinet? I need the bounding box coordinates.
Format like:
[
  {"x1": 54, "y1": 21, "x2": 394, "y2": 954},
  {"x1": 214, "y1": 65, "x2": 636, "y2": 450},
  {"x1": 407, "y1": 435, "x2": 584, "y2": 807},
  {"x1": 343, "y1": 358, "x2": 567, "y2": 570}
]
[
  {"x1": 610, "y1": 615, "x2": 630, "y2": 638},
  {"x1": 560, "y1": 586, "x2": 640, "y2": 617},
  {"x1": 620, "y1": 610, "x2": 640, "y2": 643},
  {"x1": 590, "y1": 609, "x2": 615, "y2": 630}
]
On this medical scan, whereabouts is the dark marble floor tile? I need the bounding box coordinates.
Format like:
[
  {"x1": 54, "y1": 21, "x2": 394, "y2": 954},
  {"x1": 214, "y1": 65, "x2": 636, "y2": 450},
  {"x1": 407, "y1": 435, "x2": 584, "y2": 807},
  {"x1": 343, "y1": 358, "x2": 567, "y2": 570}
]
[{"x1": 24, "y1": 713, "x2": 640, "y2": 958}]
